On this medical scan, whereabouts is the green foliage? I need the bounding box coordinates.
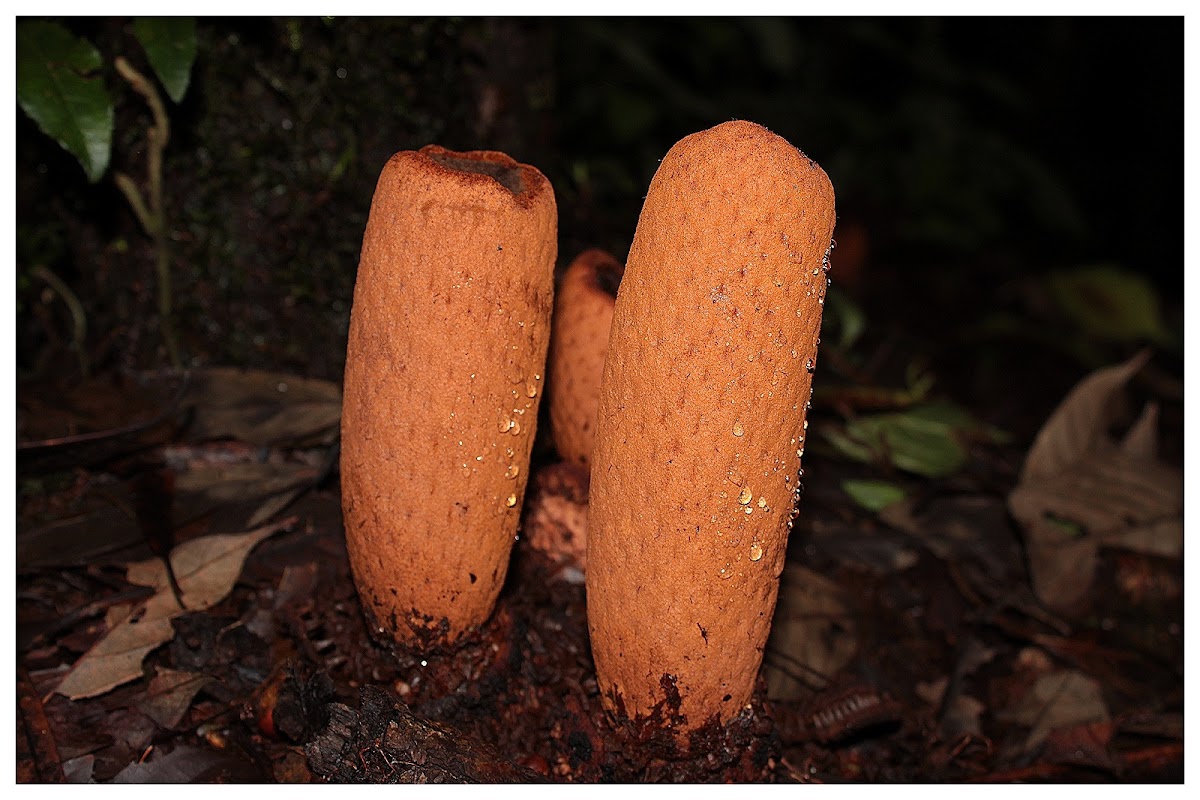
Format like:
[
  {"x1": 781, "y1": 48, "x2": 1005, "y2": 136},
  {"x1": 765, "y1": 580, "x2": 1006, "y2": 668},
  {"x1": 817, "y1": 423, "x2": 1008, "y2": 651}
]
[
  {"x1": 822, "y1": 402, "x2": 1008, "y2": 479},
  {"x1": 841, "y1": 479, "x2": 907, "y2": 512},
  {"x1": 16, "y1": 21, "x2": 114, "y2": 183},
  {"x1": 822, "y1": 284, "x2": 866, "y2": 351},
  {"x1": 16, "y1": 18, "x2": 196, "y2": 183},
  {"x1": 133, "y1": 17, "x2": 198, "y2": 104},
  {"x1": 1045, "y1": 264, "x2": 1172, "y2": 346}
]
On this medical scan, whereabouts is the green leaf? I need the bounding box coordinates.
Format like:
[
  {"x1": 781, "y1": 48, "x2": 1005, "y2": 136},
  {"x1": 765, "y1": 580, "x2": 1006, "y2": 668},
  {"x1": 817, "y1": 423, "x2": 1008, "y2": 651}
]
[
  {"x1": 823, "y1": 402, "x2": 1008, "y2": 479},
  {"x1": 16, "y1": 21, "x2": 114, "y2": 183},
  {"x1": 824, "y1": 284, "x2": 866, "y2": 351},
  {"x1": 1046, "y1": 264, "x2": 1171, "y2": 345},
  {"x1": 841, "y1": 479, "x2": 907, "y2": 512},
  {"x1": 821, "y1": 427, "x2": 876, "y2": 465},
  {"x1": 134, "y1": 17, "x2": 197, "y2": 103},
  {"x1": 849, "y1": 413, "x2": 968, "y2": 479}
]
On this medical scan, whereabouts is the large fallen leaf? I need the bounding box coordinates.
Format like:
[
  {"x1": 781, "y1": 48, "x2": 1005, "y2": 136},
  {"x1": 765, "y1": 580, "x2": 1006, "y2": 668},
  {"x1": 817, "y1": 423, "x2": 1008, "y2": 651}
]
[
  {"x1": 110, "y1": 744, "x2": 261, "y2": 783},
  {"x1": 54, "y1": 517, "x2": 296, "y2": 700},
  {"x1": 175, "y1": 458, "x2": 318, "y2": 530},
  {"x1": 763, "y1": 564, "x2": 858, "y2": 700},
  {"x1": 995, "y1": 669, "x2": 1109, "y2": 752},
  {"x1": 184, "y1": 367, "x2": 341, "y2": 447},
  {"x1": 175, "y1": 461, "x2": 316, "y2": 505},
  {"x1": 1008, "y1": 351, "x2": 1183, "y2": 610},
  {"x1": 137, "y1": 668, "x2": 212, "y2": 729},
  {"x1": 1019, "y1": 350, "x2": 1151, "y2": 483}
]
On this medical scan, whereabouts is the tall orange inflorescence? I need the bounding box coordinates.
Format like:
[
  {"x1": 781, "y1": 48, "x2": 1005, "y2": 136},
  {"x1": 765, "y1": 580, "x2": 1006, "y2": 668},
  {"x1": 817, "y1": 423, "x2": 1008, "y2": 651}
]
[
  {"x1": 341, "y1": 145, "x2": 557, "y2": 647},
  {"x1": 586, "y1": 121, "x2": 835, "y2": 731}
]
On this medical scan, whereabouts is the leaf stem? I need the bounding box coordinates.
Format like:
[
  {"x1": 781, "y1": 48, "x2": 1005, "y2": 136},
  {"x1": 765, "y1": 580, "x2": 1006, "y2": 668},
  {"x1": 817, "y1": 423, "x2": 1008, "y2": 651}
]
[
  {"x1": 31, "y1": 263, "x2": 89, "y2": 377},
  {"x1": 114, "y1": 56, "x2": 180, "y2": 370}
]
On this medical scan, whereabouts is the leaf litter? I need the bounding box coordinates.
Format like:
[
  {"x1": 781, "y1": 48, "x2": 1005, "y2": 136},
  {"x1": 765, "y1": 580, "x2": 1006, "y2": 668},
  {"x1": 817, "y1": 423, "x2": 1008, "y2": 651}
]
[
  {"x1": 16, "y1": 353, "x2": 1182, "y2": 782},
  {"x1": 54, "y1": 516, "x2": 297, "y2": 700}
]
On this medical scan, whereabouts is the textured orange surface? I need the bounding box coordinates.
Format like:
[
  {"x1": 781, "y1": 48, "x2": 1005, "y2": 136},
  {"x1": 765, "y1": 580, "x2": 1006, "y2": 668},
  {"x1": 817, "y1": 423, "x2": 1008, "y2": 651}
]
[
  {"x1": 586, "y1": 121, "x2": 835, "y2": 729},
  {"x1": 341, "y1": 145, "x2": 557, "y2": 647},
  {"x1": 548, "y1": 249, "x2": 624, "y2": 466}
]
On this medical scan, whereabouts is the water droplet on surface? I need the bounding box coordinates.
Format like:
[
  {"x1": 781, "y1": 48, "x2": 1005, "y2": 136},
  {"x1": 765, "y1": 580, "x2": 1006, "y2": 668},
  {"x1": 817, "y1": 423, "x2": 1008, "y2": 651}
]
[
  {"x1": 498, "y1": 418, "x2": 514, "y2": 433},
  {"x1": 511, "y1": 420, "x2": 522, "y2": 435},
  {"x1": 803, "y1": 420, "x2": 809, "y2": 430},
  {"x1": 506, "y1": 494, "x2": 518, "y2": 507},
  {"x1": 505, "y1": 447, "x2": 515, "y2": 458},
  {"x1": 749, "y1": 543, "x2": 764, "y2": 562},
  {"x1": 738, "y1": 487, "x2": 752, "y2": 505},
  {"x1": 526, "y1": 382, "x2": 538, "y2": 398},
  {"x1": 757, "y1": 497, "x2": 767, "y2": 508},
  {"x1": 718, "y1": 563, "x2": 735, "y2": 580},
  {"x1": 744, "y1": 507, "x2": 753, "y2": 515},
  {"x1": 805, "y1": 358, "x2": 815, "y2": 373},
  {"x1": 732, "y1": 422, "x2": 745, "y2": 437},
  {"x1": 505, "y1": 464, "x2": 520, "y2": 479}
]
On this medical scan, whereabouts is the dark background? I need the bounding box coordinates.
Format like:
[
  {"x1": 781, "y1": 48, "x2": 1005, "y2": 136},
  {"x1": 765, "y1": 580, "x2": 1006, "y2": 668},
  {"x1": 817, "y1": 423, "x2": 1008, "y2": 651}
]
[{"x1": 15, "y1": 17, "x2": 1183, "y2": 392}]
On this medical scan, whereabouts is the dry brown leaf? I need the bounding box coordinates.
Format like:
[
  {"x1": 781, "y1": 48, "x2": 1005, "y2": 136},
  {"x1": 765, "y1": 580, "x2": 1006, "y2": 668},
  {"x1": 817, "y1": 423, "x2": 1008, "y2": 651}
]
[
  {"x1": 763, "y1": 563, "x2": 858, "y2": 700},
  {"x1": 54, "y1": 517, "x2": 296, "y2": 700},
  {"x1": 137, "y1": 668, "x2": 212, "y2": 729},
  {"x1": 1120, "y1": 400, "x2": 1160, "y2": 461},
  {"x1": 175, "y1": 461, "x2": 316, "y2": 505},
  {"x1": 995, "y1": 669, "x2": 1109, "y2": 752},
  {"x1": 1008, "y1": 352, "x2": 1182, "y2": 611},
  {"x1": 53, "y1": 593, "x2": 179, "y2": 700},
  {"x1": 109, "y1": 743, "x2": 258, "y2": 783},
  {"x1": 1020, "y1": 519, "x2": 1099, "y2": 610},
  {"x1": 1019, "y1": 349, "x2": 1150, "y2": 484},
  {"x1": 126, "y1": 517, "x2": 296, "y2": 607},
  {"x1": 184, "y1": 367, "x2": 341, "y2": 447}
]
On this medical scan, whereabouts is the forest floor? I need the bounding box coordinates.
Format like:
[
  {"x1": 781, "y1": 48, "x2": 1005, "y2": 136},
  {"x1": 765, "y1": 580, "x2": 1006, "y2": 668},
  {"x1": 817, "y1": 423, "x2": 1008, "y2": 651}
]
[{"x1": 15, "y1": 339, "x2": 1184, "y2": 782}]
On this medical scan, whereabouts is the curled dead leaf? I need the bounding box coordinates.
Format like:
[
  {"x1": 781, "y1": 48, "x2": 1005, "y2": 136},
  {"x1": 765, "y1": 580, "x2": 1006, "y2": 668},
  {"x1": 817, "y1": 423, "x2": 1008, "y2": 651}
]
[{"x1": 1008, "y1": 352, "x2": 1182, "y2": 612}]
